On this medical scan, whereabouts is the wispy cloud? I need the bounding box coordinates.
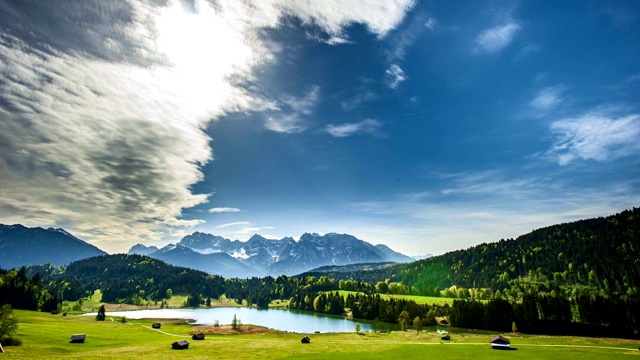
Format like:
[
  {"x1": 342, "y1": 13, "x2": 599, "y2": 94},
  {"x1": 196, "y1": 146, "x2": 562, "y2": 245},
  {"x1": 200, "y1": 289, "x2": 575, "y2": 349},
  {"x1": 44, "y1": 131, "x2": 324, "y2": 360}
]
[
  {"x1": 547, "y1": 112, "x2": 640, "y2": 165},
  {"x1": 474, "y1": 22, "x2": 520, "y2": 53},
  {"x1": 425, "y1": 18, "x2": 438, "y2": 29},
  {"x1": 346, "y1": 169, "x2": 640, "y2": 254},
  {"x1": 216, "y1": 221, "x2": 251, "y2": 229},
  {"x1": 385, "y1": 64, "x2": 407, "y2": 88},
  {"x1": 325, "y1": 119, "x2": 382, "y2": 137},
  {"x1": 265, "y1": 86, "x2": 320, "y2": 133},
  {"x1": 530, "y1": 86, "x2": 564, "y2": 111},
  {"x1": 340, "y1": 91, "x2": 377, "y2": 111},
  {"x1": 519, "y1": 43, "x2": 542, "y2": 58},
  {"x1": 209, "y1": 207, "x2": 241, "y2": 213}
]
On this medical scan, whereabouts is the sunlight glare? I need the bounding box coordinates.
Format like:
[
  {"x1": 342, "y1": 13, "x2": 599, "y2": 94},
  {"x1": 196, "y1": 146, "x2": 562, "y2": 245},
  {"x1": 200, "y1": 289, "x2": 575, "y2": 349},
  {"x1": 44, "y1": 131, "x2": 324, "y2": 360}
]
[{"x1": 154, "y1": 0, "x2": 253, "y2": 119}]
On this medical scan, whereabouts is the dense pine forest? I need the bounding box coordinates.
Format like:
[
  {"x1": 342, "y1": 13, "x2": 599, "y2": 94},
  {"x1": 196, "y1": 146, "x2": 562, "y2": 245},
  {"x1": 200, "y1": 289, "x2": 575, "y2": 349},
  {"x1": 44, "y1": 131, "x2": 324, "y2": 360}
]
[{"x1": 1, "y1": 208, "x2": 638, "y2": 338}]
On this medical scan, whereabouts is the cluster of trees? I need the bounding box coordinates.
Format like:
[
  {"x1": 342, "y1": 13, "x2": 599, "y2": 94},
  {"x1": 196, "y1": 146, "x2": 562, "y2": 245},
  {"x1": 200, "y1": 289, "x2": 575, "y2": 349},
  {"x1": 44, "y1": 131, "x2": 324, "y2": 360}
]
[
  {"x1": 0, "y1": 267, "x2": 57, "y2": 312},
  {"x1": 348, "y1": 293, "x2": 448, "y2": 326},
  {"x1": 449, "y1": 294, "x2": 639, "y2": 338},
  {"x1": 289, "y1": 290, "x2": 345, "y2": 315}
]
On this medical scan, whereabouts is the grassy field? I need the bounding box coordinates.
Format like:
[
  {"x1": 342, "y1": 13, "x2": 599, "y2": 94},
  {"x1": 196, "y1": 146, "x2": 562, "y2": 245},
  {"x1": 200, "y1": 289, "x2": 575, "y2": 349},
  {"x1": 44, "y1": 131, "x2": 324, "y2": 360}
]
[{"x1": 2, "y1": 310, "x2": 638, "y2": 359}]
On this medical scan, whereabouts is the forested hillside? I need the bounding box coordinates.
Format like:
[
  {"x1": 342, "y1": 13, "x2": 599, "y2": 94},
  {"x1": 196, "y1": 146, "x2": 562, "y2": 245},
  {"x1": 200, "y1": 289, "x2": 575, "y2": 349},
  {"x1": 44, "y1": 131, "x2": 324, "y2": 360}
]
[{"x1": 389, "y1": 208, "x2": 640, "y2": 299}]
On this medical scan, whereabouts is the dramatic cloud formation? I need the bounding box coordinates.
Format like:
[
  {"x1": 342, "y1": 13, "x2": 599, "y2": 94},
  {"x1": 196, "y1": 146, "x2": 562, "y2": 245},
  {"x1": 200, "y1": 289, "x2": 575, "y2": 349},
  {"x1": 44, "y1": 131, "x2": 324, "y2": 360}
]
[{"x1": 0, "y1": 0, "x2": 415, "y2": 251}]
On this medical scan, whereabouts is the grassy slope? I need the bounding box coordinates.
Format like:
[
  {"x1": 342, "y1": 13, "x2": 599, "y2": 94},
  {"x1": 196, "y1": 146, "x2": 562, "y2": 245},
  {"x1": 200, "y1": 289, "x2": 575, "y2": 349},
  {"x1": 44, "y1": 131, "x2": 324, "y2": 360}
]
[{"x1": 3, "y1": 310, "x2": 638, "y2": 359}]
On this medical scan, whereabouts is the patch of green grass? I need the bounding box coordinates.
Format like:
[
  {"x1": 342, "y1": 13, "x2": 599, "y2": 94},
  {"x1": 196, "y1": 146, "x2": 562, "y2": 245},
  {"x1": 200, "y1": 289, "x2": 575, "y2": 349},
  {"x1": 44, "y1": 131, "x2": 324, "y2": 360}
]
[{"x1": 4, "y1": 310, "x2": 638, "y2": 359}]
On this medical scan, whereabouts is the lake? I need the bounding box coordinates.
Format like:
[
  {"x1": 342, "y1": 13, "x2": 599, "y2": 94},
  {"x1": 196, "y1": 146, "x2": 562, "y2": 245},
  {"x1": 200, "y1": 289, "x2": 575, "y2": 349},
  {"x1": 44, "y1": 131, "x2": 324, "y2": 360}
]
[{"x1": 87, "y1": 307, "x2": 380, "y2": 333}]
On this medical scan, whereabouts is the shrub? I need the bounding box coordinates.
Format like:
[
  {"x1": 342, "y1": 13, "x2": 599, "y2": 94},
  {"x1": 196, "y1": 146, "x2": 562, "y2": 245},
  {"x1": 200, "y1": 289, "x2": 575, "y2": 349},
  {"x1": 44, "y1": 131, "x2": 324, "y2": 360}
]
[{"x1": 0, "y1": 337, "x2": 23, "y2": 346}]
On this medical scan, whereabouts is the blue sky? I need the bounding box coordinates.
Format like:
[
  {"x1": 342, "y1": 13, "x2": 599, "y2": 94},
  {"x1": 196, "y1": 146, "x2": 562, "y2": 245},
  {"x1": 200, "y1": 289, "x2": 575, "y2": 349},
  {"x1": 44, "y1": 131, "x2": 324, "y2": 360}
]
[{"x1": 0, "y1": 0, "x2": 639, "y2": 255}]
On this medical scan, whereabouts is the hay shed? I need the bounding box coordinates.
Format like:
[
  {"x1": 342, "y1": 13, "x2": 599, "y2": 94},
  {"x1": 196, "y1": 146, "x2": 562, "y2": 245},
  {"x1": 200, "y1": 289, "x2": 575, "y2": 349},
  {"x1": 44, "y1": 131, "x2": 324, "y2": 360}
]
[
  {"x1": 70, "y1": 334, "x2": 86, "y2": 343},
  {"x1": 490, "y1": 335, "x2": 510, "y2": 349},
  {"x1": 172, "y1": 340, "x2": 190, "y2": 350},
  {"x1": 301, "y1": 336, "x2": 310, "y2": 344}
]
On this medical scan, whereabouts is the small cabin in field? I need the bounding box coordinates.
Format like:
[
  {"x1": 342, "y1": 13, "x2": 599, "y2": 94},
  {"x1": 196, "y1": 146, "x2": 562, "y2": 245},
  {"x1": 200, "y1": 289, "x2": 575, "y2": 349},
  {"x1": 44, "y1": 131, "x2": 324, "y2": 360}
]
[
  {"x1": 192, "y1": 333, "x2": 205, "y2": 340},
  {"x1": 301, "y1": 336, "x2": 310, "y2": 344},
  {"x1": 490, "y1": 335, "x2": 510, "y2": 349},
  {"x1": 172, "y1": 340, "x2": 190, "y2": 350},
  {"x1": 152, "y1": 323, "x2": 161, "y2": 329},
  {"x1": 70, "y1": 334, "x2": 86, "y2": 343}
]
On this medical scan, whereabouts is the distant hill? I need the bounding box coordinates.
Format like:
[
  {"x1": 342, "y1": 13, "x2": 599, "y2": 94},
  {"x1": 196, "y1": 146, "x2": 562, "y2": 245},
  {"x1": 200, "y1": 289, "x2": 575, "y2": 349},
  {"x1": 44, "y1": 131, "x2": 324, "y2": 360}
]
[
  {"x1": 0, "y1": 224, "x2": 106, "y2": 269},
  {"x1": 344, "y1": 208, "x2": 640, "y2": 298},
  {"x1": 53, "y1": 254, "x2": 226, "y2": 303},
  {"x1": 296, "y1": 262, "x2": 398, "y2": 280},
  {"x1": 128, "y1": 232, "x2": 412, "y2": 277}
]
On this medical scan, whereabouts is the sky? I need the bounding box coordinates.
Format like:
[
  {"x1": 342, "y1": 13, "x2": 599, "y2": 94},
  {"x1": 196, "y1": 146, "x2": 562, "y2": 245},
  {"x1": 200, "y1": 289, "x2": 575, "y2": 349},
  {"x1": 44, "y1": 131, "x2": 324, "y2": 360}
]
[{"x1": 0, "y1": 0, "x2": 639, "y2": 256}]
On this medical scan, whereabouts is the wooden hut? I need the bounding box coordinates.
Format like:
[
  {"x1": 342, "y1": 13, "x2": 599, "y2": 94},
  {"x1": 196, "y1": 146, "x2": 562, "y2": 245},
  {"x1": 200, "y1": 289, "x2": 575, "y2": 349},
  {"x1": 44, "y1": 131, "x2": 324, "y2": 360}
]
[
  {"x1": 172, "y1": 340, "x2": 190, "y2": 350},
  {"x1": 152, "y1": 323, "x2": 161, "y2": 329},
  {"x1": 70, "y1": 334, "x2": 86, "y2": 343},
  {"x1": 301, "y1": 336, "x2": 311, "y2": 344},
  {"x1": 192, "y1": 333, "x2": 205, "y2": 340},
  {"x1": 490, "y1": 335, "x2": 510, "y2": 349}
]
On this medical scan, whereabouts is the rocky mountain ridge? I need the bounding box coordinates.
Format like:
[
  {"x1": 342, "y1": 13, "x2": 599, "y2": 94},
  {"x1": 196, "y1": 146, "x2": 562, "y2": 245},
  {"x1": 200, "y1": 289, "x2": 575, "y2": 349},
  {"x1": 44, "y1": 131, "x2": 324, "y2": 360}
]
[{"x1": 129, "y1": 232, "x2": 413, "y2": 277}]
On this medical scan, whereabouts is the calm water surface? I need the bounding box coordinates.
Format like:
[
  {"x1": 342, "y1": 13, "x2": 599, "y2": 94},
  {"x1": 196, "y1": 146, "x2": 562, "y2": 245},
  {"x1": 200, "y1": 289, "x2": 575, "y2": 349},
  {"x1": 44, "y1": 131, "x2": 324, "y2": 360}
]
[{"x1": 89, "y1": 307, "x2": 377, "y2": 333}]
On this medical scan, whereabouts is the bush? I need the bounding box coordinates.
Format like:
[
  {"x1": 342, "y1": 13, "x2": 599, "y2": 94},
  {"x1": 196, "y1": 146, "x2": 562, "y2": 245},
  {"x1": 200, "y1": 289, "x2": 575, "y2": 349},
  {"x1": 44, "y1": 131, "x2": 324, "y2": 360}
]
[{"x1": 0, "y1": 337, "x2": 23, "y2": 346}]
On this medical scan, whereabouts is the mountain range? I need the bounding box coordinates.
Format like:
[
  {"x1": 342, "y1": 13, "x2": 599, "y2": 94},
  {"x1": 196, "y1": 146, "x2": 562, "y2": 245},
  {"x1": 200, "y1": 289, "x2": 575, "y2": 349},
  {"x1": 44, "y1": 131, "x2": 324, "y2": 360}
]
[
  {"x1": 0, "y1": 223, "x2": 412, "y2": 277},
  {"x1": 128, "y1": 232, "x2": 413, "y2": 277},
  {"x1": 0, "y1": 224, "x2": 106, "y2": 269}
]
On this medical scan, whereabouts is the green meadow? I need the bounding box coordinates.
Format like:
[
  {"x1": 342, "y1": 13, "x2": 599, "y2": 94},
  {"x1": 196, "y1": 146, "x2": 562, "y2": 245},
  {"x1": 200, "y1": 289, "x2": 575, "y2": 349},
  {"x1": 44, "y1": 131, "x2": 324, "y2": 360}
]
[{"x1": 2, "y1": 310, "x2": 638, "y2": 359}]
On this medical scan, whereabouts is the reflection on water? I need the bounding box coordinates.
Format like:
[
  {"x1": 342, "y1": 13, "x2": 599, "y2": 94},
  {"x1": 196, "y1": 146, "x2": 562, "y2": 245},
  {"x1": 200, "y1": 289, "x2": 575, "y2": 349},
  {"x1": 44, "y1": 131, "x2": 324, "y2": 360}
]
[{"x1": 86, "y1": 307, "x2": 381, "y2": 333}]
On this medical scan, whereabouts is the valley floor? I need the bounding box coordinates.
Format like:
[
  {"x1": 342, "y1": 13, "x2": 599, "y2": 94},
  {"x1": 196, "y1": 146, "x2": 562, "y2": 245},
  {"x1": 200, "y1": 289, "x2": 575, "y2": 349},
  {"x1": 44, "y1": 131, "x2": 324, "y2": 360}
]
[{"x1": 2, "y1": 310, "x2": 638, "y2": 359}]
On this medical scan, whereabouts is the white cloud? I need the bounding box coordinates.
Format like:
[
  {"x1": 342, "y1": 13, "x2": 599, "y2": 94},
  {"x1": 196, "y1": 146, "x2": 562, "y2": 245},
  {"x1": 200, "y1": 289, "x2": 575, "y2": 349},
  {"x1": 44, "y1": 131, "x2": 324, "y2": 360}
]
[
  {"x1": 325, "y1": 119, "x2": 382, "y2": 137},
  {"x1": 548, "y1": 113, "x2": 640, "y2": 165},
  {"x1": 530, "y1": 86, "x2": 564, "y2": 111},
  {"x1": 265, "y1": 85, "x2": 320, "y2": 133},
  {"x1": 385, "y1": 64, "x2": 407, "y2": 88},
  {"x1": 475, "y1": 22, "x2": 520, "y2": 53},
  {"x1": 209, "y1": 207, "x2": 241, "y2": 213},
  {"x1": 263, "y1": 0, "x2": 416, "y2": 38}
]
